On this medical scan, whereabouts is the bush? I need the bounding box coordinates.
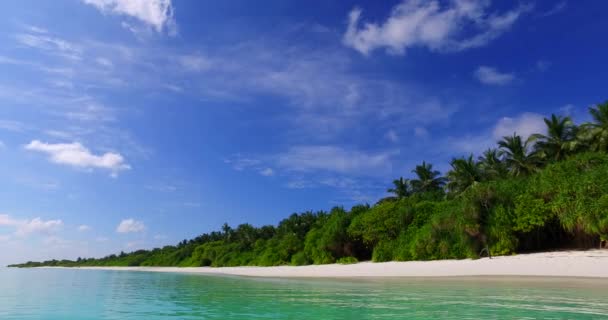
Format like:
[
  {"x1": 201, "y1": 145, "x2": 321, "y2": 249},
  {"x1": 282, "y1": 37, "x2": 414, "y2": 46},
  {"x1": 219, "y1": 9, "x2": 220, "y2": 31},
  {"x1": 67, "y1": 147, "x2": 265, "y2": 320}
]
[
  {"x1": 290, "y1": 252, "x2": 310, "y2": 266},
  {"x1": 336, "y1": 256, "x2": 358, "y2": 264}
]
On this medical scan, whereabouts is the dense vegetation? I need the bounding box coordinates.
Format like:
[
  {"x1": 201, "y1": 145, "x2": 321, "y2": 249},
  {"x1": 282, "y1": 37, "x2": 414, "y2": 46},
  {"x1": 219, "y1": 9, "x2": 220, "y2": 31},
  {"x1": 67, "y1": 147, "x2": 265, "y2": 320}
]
[{"x1": 10, "y1": 102, "x2": 608, "y2": 268}]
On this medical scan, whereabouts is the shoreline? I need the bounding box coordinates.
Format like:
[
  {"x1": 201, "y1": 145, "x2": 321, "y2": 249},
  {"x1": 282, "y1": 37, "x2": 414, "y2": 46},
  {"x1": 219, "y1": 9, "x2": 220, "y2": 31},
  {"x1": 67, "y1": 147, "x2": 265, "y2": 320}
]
[{"x1": 36, "y1": 250, "x2": 608, "y2": 278}]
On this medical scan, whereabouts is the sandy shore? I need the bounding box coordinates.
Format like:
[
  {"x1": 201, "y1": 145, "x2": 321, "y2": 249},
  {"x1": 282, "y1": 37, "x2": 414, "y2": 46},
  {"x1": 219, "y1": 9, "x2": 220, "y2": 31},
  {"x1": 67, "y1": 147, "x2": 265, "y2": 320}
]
[{"x1": 49, "y1": 250, "x2": 608, "y2": 278}]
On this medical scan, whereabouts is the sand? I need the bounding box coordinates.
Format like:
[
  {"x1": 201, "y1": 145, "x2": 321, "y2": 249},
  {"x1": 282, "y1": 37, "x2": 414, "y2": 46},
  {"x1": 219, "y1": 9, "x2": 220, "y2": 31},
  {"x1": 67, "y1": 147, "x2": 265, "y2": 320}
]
[{"x1": 53, "y1": 250, "x2": 608, "y2": 278}]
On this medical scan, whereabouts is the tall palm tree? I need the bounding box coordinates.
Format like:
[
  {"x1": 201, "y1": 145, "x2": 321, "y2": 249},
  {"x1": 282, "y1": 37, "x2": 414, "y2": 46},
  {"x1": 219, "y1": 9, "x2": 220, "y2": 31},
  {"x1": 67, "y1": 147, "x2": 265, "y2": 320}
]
[
  {"x1": 478, "y1": 148, "x2": 507, "y2": 180},
  {"x1": 498, "y1": 134, "x2": 540, "y2": 177},
  {"x1": 447, "y1": 155, "x2": 483, "y2": 195},
  {"x1": 530, "y1": 114, "x2": 577, "y2": 162},
  {"x1": 387, "y1": 177, "x2": 411, "y2": 198},
  {"x1": 580, "y1": 101, "x2": 608, "y2": 152},
  {"x1": 410, "y1": 161, "x2": 446, "y2": 193}
]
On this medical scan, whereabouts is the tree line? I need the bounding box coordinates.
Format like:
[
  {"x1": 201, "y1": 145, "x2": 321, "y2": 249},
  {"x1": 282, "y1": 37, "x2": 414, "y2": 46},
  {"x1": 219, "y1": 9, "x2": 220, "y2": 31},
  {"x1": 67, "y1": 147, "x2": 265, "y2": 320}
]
[{"x1": 9, "y1": 101, "x2": 608, "y2": 268}]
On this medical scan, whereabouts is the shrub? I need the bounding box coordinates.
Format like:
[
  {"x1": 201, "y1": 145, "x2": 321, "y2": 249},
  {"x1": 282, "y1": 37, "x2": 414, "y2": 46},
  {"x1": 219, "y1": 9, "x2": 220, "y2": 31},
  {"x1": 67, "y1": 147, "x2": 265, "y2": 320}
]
[{"x1": 336, "y1": 256, "x2": 358, "y2": 264}]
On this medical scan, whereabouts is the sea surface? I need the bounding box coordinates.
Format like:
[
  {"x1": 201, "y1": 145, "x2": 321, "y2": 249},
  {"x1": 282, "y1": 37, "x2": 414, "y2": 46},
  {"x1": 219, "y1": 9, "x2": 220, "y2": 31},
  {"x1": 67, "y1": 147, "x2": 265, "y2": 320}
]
[{"x1": 1, "y1": 268, "x2": 608, "y2": 319}]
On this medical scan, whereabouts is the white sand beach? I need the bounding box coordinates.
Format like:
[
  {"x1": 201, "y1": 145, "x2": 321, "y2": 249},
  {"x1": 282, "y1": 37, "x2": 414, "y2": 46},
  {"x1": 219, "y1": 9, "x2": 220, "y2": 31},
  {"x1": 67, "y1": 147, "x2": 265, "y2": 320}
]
[{"x1": 59, "y1": 250, "x2": 608, "y2": 278}]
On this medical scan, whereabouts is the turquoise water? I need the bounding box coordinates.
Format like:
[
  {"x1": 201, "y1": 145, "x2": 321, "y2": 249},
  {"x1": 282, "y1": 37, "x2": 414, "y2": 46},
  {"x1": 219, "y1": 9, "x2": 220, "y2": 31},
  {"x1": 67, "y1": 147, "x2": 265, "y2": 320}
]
[{"x1": 1, "y1": 268, "x2": 608, "y2": 319}]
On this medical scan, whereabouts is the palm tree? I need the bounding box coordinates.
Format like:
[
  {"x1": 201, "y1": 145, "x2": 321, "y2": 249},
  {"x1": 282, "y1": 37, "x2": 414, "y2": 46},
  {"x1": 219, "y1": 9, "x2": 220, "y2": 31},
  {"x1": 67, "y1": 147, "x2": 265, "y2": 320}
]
[
  {"x1": 221, "y1": 223, "x2": 233, "y2": 241},
  {"x1": 530, "y1": 114, "x2": 577, "y2": 162},
  {"x1": 447, "y1": 155, "x2": 483, "y2": 195},
  {"x1": 580, "y1": 101, "x2": 608, "y2": 152},
  {"x1": 478, "y1": 148, "x2": 507, "y2": 180},
  {"x1": 410, "y1": 161, "x2": 446, "y2": 193},
  {"x1": 387, "y1": 177, "x2": 411, "y2": 198},
  {"x1": 498, "y1": 134, "x2": 540, "y2": 176}
]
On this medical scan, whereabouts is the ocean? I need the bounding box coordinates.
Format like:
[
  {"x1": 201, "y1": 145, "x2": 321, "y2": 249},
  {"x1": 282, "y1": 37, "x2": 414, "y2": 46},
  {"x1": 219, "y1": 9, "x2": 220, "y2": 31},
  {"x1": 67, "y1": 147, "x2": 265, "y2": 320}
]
[{"x1": 1, "y1": 268, "x2": 607, "y2": 319}]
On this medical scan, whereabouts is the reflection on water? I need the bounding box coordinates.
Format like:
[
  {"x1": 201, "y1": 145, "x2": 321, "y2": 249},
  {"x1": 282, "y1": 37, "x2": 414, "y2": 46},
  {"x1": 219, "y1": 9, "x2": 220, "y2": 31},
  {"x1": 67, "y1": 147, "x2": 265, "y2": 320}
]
[{"x1": 1, "y1": 268, "x2": 607, "y2": 319}]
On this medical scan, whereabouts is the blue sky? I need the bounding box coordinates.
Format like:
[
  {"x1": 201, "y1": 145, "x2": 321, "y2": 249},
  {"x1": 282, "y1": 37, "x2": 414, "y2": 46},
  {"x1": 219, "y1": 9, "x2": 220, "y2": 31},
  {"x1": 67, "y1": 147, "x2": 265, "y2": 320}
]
[{"x1": 0, "y1": 0, "x2": 607, "y2": 265}]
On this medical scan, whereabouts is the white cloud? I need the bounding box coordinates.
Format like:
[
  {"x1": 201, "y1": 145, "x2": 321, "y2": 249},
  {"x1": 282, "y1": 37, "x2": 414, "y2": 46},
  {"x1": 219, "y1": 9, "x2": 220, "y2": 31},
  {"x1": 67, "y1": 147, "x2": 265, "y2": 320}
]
[
  {"x1": 25, "y1": 25, "x2": 49, "y2": 34},
  {"x1": 14, "y1": 33, "x2": 82, "y2": 60},
  {"x1": 145, "y1": 184, "x2": 177, "y2": 192},
  {"x1": 343, "y1": 0, "x2": 531, "y2": 55},
  {"x1": 43, "y1": 236, "x2": 70, "y2": 247},
  {"x1": 95, "y1": 57, "x2": 113, "y2": 67},
  {"x1": 65, "y1": 104, "x2": 115, "y2": 122},
  {"x1": 224, "y1": 155, "x2": 262, "y2": 171},
  {"x1": 277, "y1": 146, "x2": 395, "y2": 174},
  {"x1": 116, "y1": 218, "x2": 145, "y2": 233},
  {"x1": 493, "y1": 112, "x2": 545, "y2": 140},
  {"x1": 539, "y1": 1, "x2": 567, "y2": 18},
  {"x1": 474, "y1": 66, "x2": 515, "y2": 85},
  {"x1": 0, "y1": 120, "x2": 27, "y2": 132},
  {"x1": 126, "y1": 241, "x2": 143, "y2": 248},
  {"x1": 153, "y1": 234, "x2": 167, "y2": 240},
  {"x1": 385, "y1": 130, "x2": 399, "y2": 142},
  {"x1": 559, "y1": 104, "x2": 575, "y2": 116},
  {"x1": 24, "y1": 140, "x2": 130, "y2": 176},
  {"x1": 536, "y1": 60, "x2": 551, "y2": 72},
  {"x1": 183, "y1": 202, "x2": 201, "y2": 208},
  {"x1": 77, "y1": 225, "x2": 91, "y2": 232},
  {"x1": 0, "y1": 214, "x2": 63, "y2": 237},
  {"x1": 448, "y1": 112, "x2": 546, "y2": 154},
  {"x1": 82, "y1": 0, "x2": 175, "y2": 33},
  {"x1": 259, "y1": 168, "x2": 274, "y2": 176},
  {"x1": 177, "y1": 54, "x2": 212, "y2": 72},
  {"x1": 414, "y1": 126, "x2": 429, "y2": 138}
]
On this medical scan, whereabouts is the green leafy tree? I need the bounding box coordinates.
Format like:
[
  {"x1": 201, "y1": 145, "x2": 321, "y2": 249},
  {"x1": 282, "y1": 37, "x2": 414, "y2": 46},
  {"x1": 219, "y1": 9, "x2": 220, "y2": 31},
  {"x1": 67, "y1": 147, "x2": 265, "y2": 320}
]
[
  {"x1": 446, "y1": 155, "x2": 483, "y2": 195},
  {"x1": 580, "y1": 101, "x2": 608, "y2": 152},
  {"x1": 498, "y1": 134, "x2": 540, "y2": 176},
  {"x1": 530, "y1": 114, "x2": 578, "y2": 162},
  {"x1": 410, "y1": 161, "x2": 446, "y2": 194},
  {"x1": 478, "y1": 148, "x2": 508, "y2": 179},
  {"x1": 387, "y1": 177, "x2": 412, "y2": 198}
]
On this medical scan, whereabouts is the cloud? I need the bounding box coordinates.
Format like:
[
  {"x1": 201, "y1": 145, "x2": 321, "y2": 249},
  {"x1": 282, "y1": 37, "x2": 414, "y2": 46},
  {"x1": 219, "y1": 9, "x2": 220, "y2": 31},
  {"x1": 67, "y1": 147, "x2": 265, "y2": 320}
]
[
  {"x1": 95, "y1": 57, "x2": 113, "y2": 67},
  {"x1": 116, "y1": 218, "x2": 145, "y2": 233},
  {"x1": 183, "y1": 202, "x2": 201, "y2": 208},
  {"x1": 14, "y1": 33, "x2": 82, "y2": 60},
  {"x1": 24, "y1": 25, "x2": 49, "y2": 34},
  {"x1": 536, "y1": 60, "x2": 551, "y2": 72},
  {"x1": 343, "y1": 0, "x2": 531, "y2": 56},
  {"x1": 448, "y1": 112, "x2": 546, "y2": 154},
  {"x1": 126, "y1": 241, "x2": 144, "y2": 249},
  {"x1": 65, "y1": 104, "x2": 115, "y2": 122},
  {"x1": 414, "y1": 126, "x2": 429, "y2": 138},
  {"x1": 24, "y1": 140, "x2": 130, "y2": 176},
  {"x1": 0, "y1": 120, "x2": 27, "y2": 132},
  {"x1": 145, "y1": 184, "x2": 177, "y2": 192},
  {"x1": 77, "y1": 225, "x2": 91, "y2": 232},
  {"x1": 82, "y1": 0, "x2": 175, "y2": 34},
  {"x1": 177, "y1": 54, "x2": 212, "y2": 72},
  {"x1": 493, "y1": 112, "x2": 545, "y2": 140},
  {"x1": 259, "y1": 168, "x2": 275, "y2": 176},
  {"x1": 474, "y1": 66, "x2": 515, "y2": 85},
  {"x1": 276, "y1": 145, "x2": 395, "y2": 175},
  {"x1": 539, "y1": 1, "x2": 567, "y2": 18},
  {"x1": 385, "y1": 130, "x2": 399, "y2": 142},
  {"x1": 0, "y1": 214, "x2": 63, "y2": 237},
  {"x1": 224, "y1": 155, "x2": 262, "y2": 171}
]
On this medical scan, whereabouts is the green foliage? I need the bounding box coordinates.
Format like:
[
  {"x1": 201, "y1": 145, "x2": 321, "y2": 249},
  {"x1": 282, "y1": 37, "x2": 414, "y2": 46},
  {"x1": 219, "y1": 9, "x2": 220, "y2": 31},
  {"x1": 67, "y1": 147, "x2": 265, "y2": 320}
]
[
  {"x1": 290, "y1": 252, "x2": 310, "y2": 266},
  {"x1": 447, "y1": 155, "x2": 483, "y2": 195},
  {"x1": 513, "y1": 194, "x2": 550, "y2": 232},
  {"x1": 337, "y1": 256, "x2": 358, "y2": 264},
  {"x1": 371, "y1": 241, "x2": 394, "y2": 262},
  {"x1": 10, "y1": 101, "x2": 608, "y2": 269}
]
